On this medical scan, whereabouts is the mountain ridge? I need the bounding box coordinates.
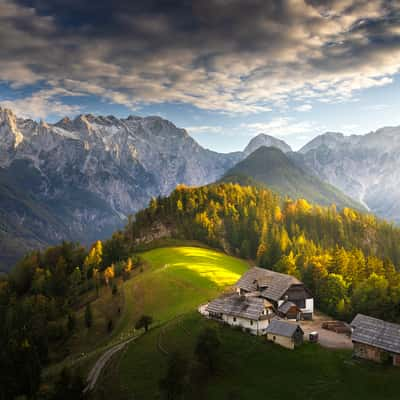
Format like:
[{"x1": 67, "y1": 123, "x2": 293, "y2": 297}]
[
  {"x1": 1, "y1": 105, "x2": 399, "y2": 271},
  {"x1": 0, "y1": 107, "x2": 243, "y2": 270},
  {"x1": 221, "y1": 146, "x2": 364, "y2": 210}
]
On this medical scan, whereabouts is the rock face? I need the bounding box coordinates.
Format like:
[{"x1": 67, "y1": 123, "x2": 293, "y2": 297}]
[
  {"x1": 298, "y1": 127, "x2": 400, "y2": 222},
  {"x1": 244, "y1": 133, "x2": 292, "y2": 156},
  {"x1": 0, "y1": 108, "x2": 242, "y2": 270}
]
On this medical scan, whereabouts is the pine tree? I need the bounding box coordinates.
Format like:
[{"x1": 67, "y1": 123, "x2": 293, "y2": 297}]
[{"x1": 85, "y1": 303, "x2": 93, "y2": 329}]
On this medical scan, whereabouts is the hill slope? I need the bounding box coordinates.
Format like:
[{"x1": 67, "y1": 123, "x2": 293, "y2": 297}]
[
  {"x1": 221, "y1": 146, "x2": 363, "y2": 209},
  {"x1": 94, "y1": 247, "x2": 400, "y2": 400}
]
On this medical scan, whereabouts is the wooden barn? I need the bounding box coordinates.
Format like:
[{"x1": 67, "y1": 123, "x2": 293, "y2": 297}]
[
  {"x1": 235, "y1": 267, "x2": 314, "y2": 319},
  {"x1": 278, "y1": 300, "x2": 301, "y2": 320},
  {"x1": 265, "y1": 319, "x2": 304, "y2": 350},
  {"x1": 351, "y1": 314, "x2": 400, "y2": 366}
]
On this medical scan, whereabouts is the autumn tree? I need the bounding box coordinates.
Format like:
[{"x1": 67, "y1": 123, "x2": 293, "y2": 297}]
[
  {"x1": 104, "y1": 264, "x2": 115, "y2": 286},
  {"x1": 83, "y1": 240, "x2": 103, "y2": 278}
]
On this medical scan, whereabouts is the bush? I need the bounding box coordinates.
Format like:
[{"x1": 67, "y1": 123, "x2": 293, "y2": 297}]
[{"x1": 135, "y1": 315, "x2": 153, "y2": 332}]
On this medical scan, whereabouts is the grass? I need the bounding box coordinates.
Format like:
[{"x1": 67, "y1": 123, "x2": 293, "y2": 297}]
[
  {"x1": 46, "y1": 245, "x2": 247, "y2": 379},
  {"x1": 110, "y1": 313, "x2": 400, "y2": 400},
  {"x1": 117, "y1": 246, "x2": 248, "y2": 331},
  {"x1": 93, "y1": 245, "x2": 400, "y2": 400}
]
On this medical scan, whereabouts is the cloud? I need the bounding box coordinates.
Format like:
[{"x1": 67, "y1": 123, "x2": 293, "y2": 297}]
[
  {"x1": 295, "y1": 104, "x2": 313, "y2": 112},
  {"x1": 241, "y1": 117, "x2": 322, "y2": 137},
  {"x1": 1, "y1": 0, "x2": 400, "y2": 117},
  {"x1": 0, "y1": 88, "x2": 82, "y2": 119},
  {"x1": 186, "y1": 125, "x2": 224, "y2": 134}
]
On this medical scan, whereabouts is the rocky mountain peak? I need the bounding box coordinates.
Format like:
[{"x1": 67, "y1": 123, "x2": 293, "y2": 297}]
[
  {"x1": 0, "y1": 106, "x2": 24, "y2": 150},
  {"x1": 299, "y1": 131, "x2": 346, "y2": 153},
  {"x1": 243, "y1": 133, "x2": 292, "y2": 156}
]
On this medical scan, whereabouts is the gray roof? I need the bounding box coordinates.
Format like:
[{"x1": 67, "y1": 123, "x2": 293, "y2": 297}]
[
  {"x1": 206, "y1": 294, "x2": 267, "y2": 320},
  {"x1": 278, "y1": 301, "x2": 298, "y2": 315},
  {"x1": 235, "y1": 267, "x2": 302, "y2": 302},
  {"x1": 265, "y1": 319, "x2": 303, "y2": 337},
  {"x1": 351, "y1": 314, "x2": 400, "y2": 354}
]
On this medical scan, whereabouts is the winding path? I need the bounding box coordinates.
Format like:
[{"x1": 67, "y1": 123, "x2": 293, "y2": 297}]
[{"x1": 84, "y1": 337, "x2": 136, "y2": 393}]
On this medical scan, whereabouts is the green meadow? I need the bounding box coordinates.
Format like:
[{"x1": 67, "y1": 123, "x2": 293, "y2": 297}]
[
  {"x1": 93, "y1": 246, "x2": 400, "y2": 400},
  {"x1": 118, "y1": 246, "x2": 248, "y2": 329}
]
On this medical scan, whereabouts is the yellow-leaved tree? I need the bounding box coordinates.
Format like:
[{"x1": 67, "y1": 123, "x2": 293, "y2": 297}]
[
  {"x1": 125, "y1": 257, "x2": 133, "y2": 274},
  {"x1": 104, "y1": 264, "x2": 115, "y2": 286},
  {"x1": 84, "y1": 240, "x2": 103, "y2": 278}
]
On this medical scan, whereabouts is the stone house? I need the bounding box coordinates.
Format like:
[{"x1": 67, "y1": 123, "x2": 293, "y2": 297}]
[{"x1": 265, "y1": 319, "x2": 304, "y2": 349}]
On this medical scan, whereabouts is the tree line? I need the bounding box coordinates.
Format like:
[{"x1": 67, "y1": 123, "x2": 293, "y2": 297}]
[
  {"x1": 0, "y1": 238, "x2": 138, "y2": 399},
  {"x1": 127, "y1": 183, "x2": 400, "y2": 322},
  {"x1": 3, "y1": 181, "x2": 400, "y2": 398}
]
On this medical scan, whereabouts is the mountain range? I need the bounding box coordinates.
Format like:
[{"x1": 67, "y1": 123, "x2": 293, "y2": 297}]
[
  {"x1": 220, "y1": 146, "x2": 363, "y2": 210},
  {"x1": 0, "y1": 106, "x2": 399, "y2": 270}
]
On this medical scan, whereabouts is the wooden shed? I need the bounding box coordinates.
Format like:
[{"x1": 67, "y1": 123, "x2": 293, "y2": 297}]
[
  {"x1": 351, "y1": 314, "x2": 400, "y2": 366},
  {"x1": 265, "y1": 319, "x2": 304, "y2": 350},
  {"x1": 278, "y1": 300, "x2": 301, "y2": 320}
]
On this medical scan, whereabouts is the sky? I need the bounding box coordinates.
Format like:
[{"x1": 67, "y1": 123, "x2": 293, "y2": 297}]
[{"x1": 1, "y1": 0, "x2": 400, "y2": 152}]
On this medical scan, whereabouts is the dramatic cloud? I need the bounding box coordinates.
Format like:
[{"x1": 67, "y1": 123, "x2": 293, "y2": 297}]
[
  {"x1": 1, "y1": 0, "x2": 400, "y2": 117},
  {"x1": 0, "y1": 88, "x2": 82, "y2": 119}
]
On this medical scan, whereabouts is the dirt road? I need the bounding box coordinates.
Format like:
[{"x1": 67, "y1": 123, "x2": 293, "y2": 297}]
[
  {"x1": 300, "y1": 312, "x2": 353, "y2": 349},
  {"x1": 84, "y1": 337, "x2": 136, "y2": 393}
]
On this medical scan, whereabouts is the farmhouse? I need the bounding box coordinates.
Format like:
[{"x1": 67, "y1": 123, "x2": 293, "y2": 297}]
[
  {"x1": 351, "y1": 314, "x2": 400, "y2": 366},
  {"x1": 205, "y1": 293, "x2": 274, "y2": 335},
  {"x1": 265, "y1": 319, "x2": 304, "y2": 350},
  {"x1": 236, "y1": 267, "x2": 314, "y2": 320}
]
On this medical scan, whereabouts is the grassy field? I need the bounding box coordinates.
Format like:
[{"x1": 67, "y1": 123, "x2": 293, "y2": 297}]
[
  {"x1": 117, "y1": 246, "x2": 249, "y2": 331},
  {"x1": 45, "y1": 245, "x2": 248, "y2": 380},
  {"x1": 101, "y1": 312, "x2": 400, "y2": 400},
  {"x1": 91, "y1": 245, "x2": 400, "y2": 400}
]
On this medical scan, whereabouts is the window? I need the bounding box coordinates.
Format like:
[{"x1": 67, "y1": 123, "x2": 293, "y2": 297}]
[
  {"x1": 233, "y1": 317, "x2": 236, "y2": 322},
  {"x1": 273, "y1": 336, "x2": 276, "y2": 341},
  {"x1": 250, "y1": 320, "x2": 253, "y2": 326}
]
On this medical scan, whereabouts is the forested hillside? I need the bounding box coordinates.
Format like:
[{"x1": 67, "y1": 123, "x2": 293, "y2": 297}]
[
  {"x1": 130, "y1": 183, "x2": 400, "y2": 321},
  {"x1": 3, "y1": 182, "x2": 400, "y2": 399},
  {"x1": 220, "y1": 146, "x2": 363, "y2": 210}
]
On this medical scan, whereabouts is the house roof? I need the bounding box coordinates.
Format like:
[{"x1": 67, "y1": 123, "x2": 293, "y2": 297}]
[
  {"x1": 265, "y1": 319, "x2": 303, "y2": 337},
  {"x1": 206, "y1": 293, "x2": 267, "y2": 321},
  {"x1": 235, "y1": 267, "x2": 303, "y2": 302},
  {"x1": 351, "y1": 313, "x2": 400, "y2": 354},
  {"x1": 278, "y1": 301, "x2": 299, "y2": 315}
]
